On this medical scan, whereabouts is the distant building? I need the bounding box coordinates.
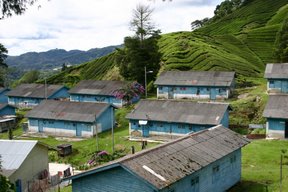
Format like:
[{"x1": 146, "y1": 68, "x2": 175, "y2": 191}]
[
  {"x1": 0, "y1": 87, "x2": 10, "y2": 103},
  {"x1": 154, "y1": 71, "x2": 235, "y2": 100},
  {"x1": 126, "y1": 99, "x2": 230, "y2": 138},
  {"x1": 264, "y1": 63, "x2": 288, "y2": 93},
  {"x1": 69, "y1": 80, "x2": 139, "y2": 107},
  {"x1": 263, "y1": 95, "x2": 288, "y2": 139},
  {"x1": 0, "y1": 140, "x2": 49, "y2": 192},
  {"x1": 0, "y1": 104, "x2": 16, "y2": 132},
  {"x1": 25, "y1": 100, "x2": 116, "y2": 137},
  {"x1": 65, "y1": 125, "x2": 249, "y2": 192},
  {"x1": 6, "y1": 83, "x2": 69, "y2": 108}
]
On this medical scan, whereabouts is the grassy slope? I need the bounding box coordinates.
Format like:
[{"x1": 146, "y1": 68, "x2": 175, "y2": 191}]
[{"x1": 46, "y1": 0, "x2": 288, "y2": 84}]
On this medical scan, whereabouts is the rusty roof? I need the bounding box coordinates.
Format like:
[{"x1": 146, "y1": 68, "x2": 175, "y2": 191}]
[
  {"x1": 154, "y1": 71, "x2": 235, "y2": 87},
  {"x1": 6, "y1": 83, "x2": 66, "y2": 98},
  {"x1": 68, "y1": 80, "x2": 127, "y2": 96},
  {"x1": 25, "y1": 100, "x2": 111, "y2": 123},
  {"x1": 126, "y1": 100, "x2": 229, "y2": 125},
  {"x1": 67, "y1": 125, "x2": 249, "y2": 189}
]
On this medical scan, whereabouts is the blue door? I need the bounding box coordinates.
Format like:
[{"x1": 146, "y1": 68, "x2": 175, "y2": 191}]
[
  {"x1": 210, "y1": 88, "x2": 216, "y2": 100},
  {"x1": 38, "y1": 120, "x2": 43, "y2": 132},
  {"x1": 75, "y1": 123, "x2": 81, "y2": 137},
  {"x1": 168, "y1": 87, "x2": 174, "y2": 99},
  {"x1": 142, "y1": 126, "x2": 149, "y2": 137}
]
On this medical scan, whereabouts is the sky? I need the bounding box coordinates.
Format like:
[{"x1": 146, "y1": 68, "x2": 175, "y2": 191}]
[{"x1": 0, "y1": 0, "x2": 223, "y2": 56}]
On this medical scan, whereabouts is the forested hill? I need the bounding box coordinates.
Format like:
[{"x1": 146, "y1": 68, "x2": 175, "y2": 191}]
[
  {"x1": 46, "y1": 0, "x2": 288, "y2": 86},
  {"x1": 5, "y1": 45, "x2": 121, "y2": 71}
]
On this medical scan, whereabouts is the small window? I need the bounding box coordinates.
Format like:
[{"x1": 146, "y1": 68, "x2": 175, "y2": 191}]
[
  {"x1": 48, "y1": 121, "x2": 54, "y2": 124},
  {"x1": 270, "y1": 80, "x2": 274, "y2": 85},
  {"x1": 159, "y1": 123, "x2": 163, "y2": 127},
  {"x1": 191, "y1": 176, "x2": 199, "y2": 186},
  {"x1": 133, "y1": 122, "x2": 136, "y2": 125},
  {"x1": 189, "y1": 125, "x2": 193, "y2": 131},
  {"x1": 159, "y1": 86, "x2": 163, "y2": 90},
  {"x1": 230, "y1": 155, "x2": 236, "y2": 163},
  {"x1": 178, "y1": 124, "x2": 185, "y2": 128},
  {"x1": 196, "y1": 88, "x2": 200, "y2": 95},
  {"x1": 207, "y1": 88, "x2": 210, "y2": 91}
]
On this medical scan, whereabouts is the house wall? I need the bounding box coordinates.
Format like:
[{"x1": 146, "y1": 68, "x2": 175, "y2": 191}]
[
  {"x1": 70, "y1": 94, "x2": 123, "y2": 107},
  {"x1": 267, "y1": 79, "x2": 288, "y2": 93},
  {"x1": 96, "y1": 107, "x2": 114, "y2": 133},
  {"x1": 221, "y1": 110, "x2": 229, "y2": 128},
  {"x1": 8, "y1": 96, "x2": 42, "y2": 108},
  {"x1": 0, "y1": 89, "x2": 9, "y2": 103},
  {"x1": 49, "y1": 87, "x2": 70, "y2": 99},
  {"x1": 72, "y1": 150, "x2": 242, "y2": 192},
  {"x1": 72, "y1": 166, "x2": 155, "y2": 192},
  {"x1": 28, "y1": 118, "x2": 94, "y2": 137},
  {"x1": 157, "y1": 85, "x2": 231, "y2": 100},
  {"x1": 266, "y1": 118, "x2": 287, "y2": 139},
  {"x1": 160, "y1": 149, "x2": 242, "y2": 192},
  {"x1": 0, "y1": 106, "x2": 16, "y2": 116},
  {"x1": 9, "y1": 144, "x2": 48, "y2": 192},
  {"x1": 129, "y1": 120, "x2": 214, "y2": 137}
]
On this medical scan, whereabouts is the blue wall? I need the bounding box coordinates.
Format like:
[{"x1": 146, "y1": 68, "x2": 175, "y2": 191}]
[
  {"x1": 73, "y1": 166, "x2": 155, "y2": 192},
  {"x1": 268, "y1": 79, "x2": 288, "y2": 93},
  {"x1": 157, "y1": 85, "x2": 230, "y2": 99},
  {"x1": 0, "y1": 105, "x2": 16, "y2": 116},
  {"x1": 71, "y1": 149, "x2": 242, "y2": 192},
  {"x1": 97, "y1": 107, "x2": 115, "y2": 132},
  {"x1": 130, "y1": 109, "x2": 228, "y2": 137},
  {"x1": 49, "y1": 87, "x2": 70, "y2": 99},
  {"x1": 0, "y1": 89, "x2": 9, "y2": 103},
  {"x1": 70, "y1": 94, "x2": 123, "y2": 106}
]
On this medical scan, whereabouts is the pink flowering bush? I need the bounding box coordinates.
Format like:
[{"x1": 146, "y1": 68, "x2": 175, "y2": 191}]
[{"x1": 113, "y1": 82, "x2": 144, "y2": 105}]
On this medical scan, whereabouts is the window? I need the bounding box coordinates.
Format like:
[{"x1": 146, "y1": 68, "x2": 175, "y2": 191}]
[
  {"x1": 207, "y1": 88, "x2": 210, "y2": 91},
  {"x1": 213, "y1": 165, "x2": 220, "y2": 173},
  {"x1": 48, "y1": 121, "x2": 54, "y2": 124},
  {"x1": 189, "y1": 125, "x2": 193, "y2": 131},
  {"x1": 180, "y1": 87, "x2": 187, "y2": 90},
  {"x1": 230, "y1": 155, "x2": 236, "y2": 163},
  {"x1": 178, "y1": 124, "x2": 185, "y2": 128},
  {"x1": 191, "y1": 176, "x2": 199, "y2": 186},
  {"x1": 270, "y1": 80, "x2": 275, "y2": 88},
  {"x1": 196, "y1": 88, "x2": 200, "y2": 95},
  {"x1": 212, "y1": 165, "x2": 220, "y2": 183},
  {"x1": 159, "y1": 86, "x2": 163, "y2": 90},
  {"x1": 159, "y1": 123, "x2": 163, "y2": 127}
]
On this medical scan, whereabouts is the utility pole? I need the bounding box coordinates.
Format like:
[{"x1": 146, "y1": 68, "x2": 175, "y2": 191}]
[{"x1": 144, "y1": 66, "x2": 153, "y2": 98}]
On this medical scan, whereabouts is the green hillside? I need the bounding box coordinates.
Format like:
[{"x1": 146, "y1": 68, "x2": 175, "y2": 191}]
[{"x1": 46, "y1": 0, "x2": 288, "y2": 85}]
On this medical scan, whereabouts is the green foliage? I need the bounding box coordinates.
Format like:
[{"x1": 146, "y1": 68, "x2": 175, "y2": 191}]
[
  {"x1": 0, "y1": 0, "x2": 38, "y2": 19},
  {"x1": 274, "y1": 16, "x2": 288, "y2": 62},
  {"x1": 213, "y1": 0, "x2": 244, "y2": 21},
  {"x1": 116, "y1": 33, "x2": 161, "y2": 85},
  {"x1": 12, "y1": 70, "x2": 39, "y2": 87},
  {"x1": 0, "y1": 155, "x2": 15, "y2": 192}
]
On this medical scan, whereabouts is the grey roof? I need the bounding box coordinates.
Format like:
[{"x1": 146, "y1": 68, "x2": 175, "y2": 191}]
[
  {"x1": 0, "y1": 140, "x2": 38, "y2": 177},
  {"x1": 69, "y1": 80, "x2": 127, "y2": 96},
  {"x1": 264, "y1": 63, "x2": 288, "y2": 79},
  {"x1": 154, "y1": 71, "x2": 235, "y2": 87},
  {"x1": 68, "y1": 125, "x2": 249, "y2": 189},
  {"x1": 6, "y1": 83, "x2": 66, "y2": 98},
  {"x1": 0, "y1": 87, "x2": 9, "y2": 94},
  {"x1": 263, "y1": 95, "x2": 288, "y2": 119},
  {"x1": 25, "y1": 100, "x2": 111, "y2": 123},
  {"x1": 0, "y1": 103, "x2": 12, "y2": 111},
  {"x1": 126, "y1": 100, "x2": 229, "y2": 125}
]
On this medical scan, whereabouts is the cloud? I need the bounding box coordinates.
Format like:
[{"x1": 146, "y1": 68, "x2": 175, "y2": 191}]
[{"x1": 0, "y1": 0, "x2": 222, "y2": 56}]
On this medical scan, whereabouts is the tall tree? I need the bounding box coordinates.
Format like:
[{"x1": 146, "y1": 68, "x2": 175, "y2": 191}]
[
  {"x1": 0, "y1": 0, "x2": 38, "y2": 19},
  {"x1": 275, "y1": 17, "x2": 288, "y2": 62},
  {"x1": 130, "y1": 4, "x2": 154, "y2": 44}
]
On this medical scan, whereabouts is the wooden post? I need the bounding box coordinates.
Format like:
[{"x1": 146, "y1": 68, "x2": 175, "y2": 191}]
[{"x1": 280, "y1": 153, "x2": 283, "y2": 192}]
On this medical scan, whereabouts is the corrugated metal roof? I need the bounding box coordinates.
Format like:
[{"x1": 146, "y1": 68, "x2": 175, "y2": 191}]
[
  {"x1": 263, "y1": 95, "x2": 288, "y2": 119},
  {"x1": 264, "y1": 63, "x2": 288, "y2": 79},
  {"x1": 154, "y1": 71, "x2": 235, "y2": 87},
  {"x1": 126, "y1": 100, "x2": 229, "y2": 125},
  {"x1": 6, "y1": 83, "x2": 66, "y2": 98},
  {"x1": 68, "y1": 125, "x2": 249, "y2": 189},
  {"x1": 68, "y1": 80, "x2": 127, "y2": 96},
  {"x1": 25, "y1": 100, "x2": 111, "y2": 122},
  {"x1": 0, "y1": 140, "x2": 38, "y2": 177}
]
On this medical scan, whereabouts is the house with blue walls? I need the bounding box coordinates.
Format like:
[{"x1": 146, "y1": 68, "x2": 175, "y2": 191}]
[
  {"x1": 25, "y1": 100, "x2": 115, "y2": 137},
  {"x1": 154, "y1": 71, "x2": 235, "y2": 100},
  {"x1": 64, "y1": 125, "x2": 249, "y2": 192},
  {"x1": 264, "y1": 63, "x2": 288, "y2": 93},
  {"x1": 126, "y1": 99, "x2": 230, "y2": 138},
  {"x1": 0, "y1": 104, "x2": 16, "y2": 133},
  {"x1": 6, "y1": 83, "x2": 69, "y2": 108},
  {"x1": 69, "y1": 80, "x2": 139, "y2": 107},
  {"x1": 0, "y1": 87, "x2": 10, "y2": 103},
  {"x1": 263, "y1": 95, "x2": 288, "y2": 139}
]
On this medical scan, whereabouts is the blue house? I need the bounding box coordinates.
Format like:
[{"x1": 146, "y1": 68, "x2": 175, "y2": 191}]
[
  {"x1": 6, "y1": 83, "x2": 69, "y2": 108},
  {"x1": 263, "y1": 95, "x2": 288, "y2": 139},
  {"x1": 64, "y1": 125, "x2": 249, "y2": 192},
  {"x1": 154, "y1": 71, "x2": 235, "y2": 100},
  {"x1": 126, "y1": 100, "x2": 230, "y2": 138},
  {"x1": 264, "y1": 63, "x2": 288, "y2": 93},
  {"x1": 25, "y1": 100, "x2": 116, "y2": 137},
  {"x1": 69, "y1": 80, "x2": 138, "y2": 107},
  {"x1": 0, "y1": 87, "x2": 10, "y2": 103},
  {"x1": 0, "y1": 104, "x2": 16, "y2": 132}
]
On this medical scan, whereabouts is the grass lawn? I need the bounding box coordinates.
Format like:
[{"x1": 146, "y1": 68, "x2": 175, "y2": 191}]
[{"x1": 230, "y1": 139, "x2": 288, "y2": 192}]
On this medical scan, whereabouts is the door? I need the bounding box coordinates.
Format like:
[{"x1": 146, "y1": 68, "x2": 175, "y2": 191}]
[
  {"x1": 285, "y1": 121, "x2": 288, "y2": 138},
  {"x1": 38, "y1": 120, "x2": 43, "y2": 132},
  {"x1": 142, "y1": 126, "x2": 149, "y2": 137},
  {"x1": 210, "y1": 88, "x2": 216, "y2": 100},
  {"x1": 75, "y1": 123, "x2": 81, "y2": 137},
  {"x1": 282, "y1": 81, "x2": 288, "y2": 93},
  {"x1": 168, "y1": 87, "x2": 174, "y2": 99}
]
